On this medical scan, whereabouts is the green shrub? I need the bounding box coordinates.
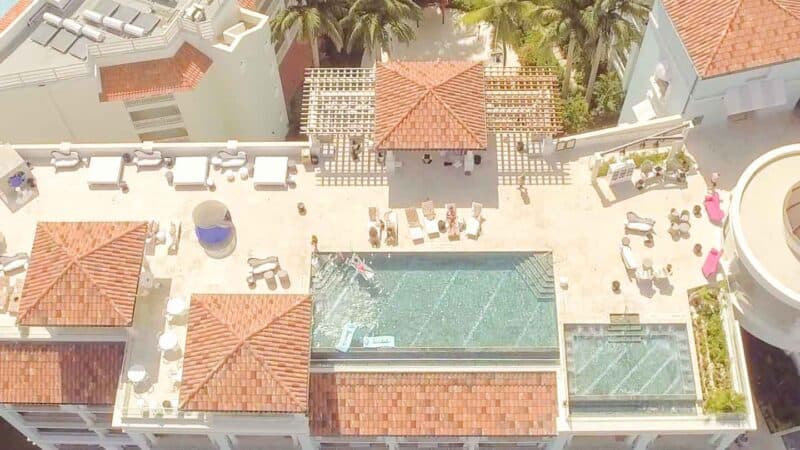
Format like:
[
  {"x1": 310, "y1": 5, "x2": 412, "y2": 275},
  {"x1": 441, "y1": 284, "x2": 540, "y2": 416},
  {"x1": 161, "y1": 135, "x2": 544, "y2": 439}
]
[
  {"x1": 705, "y1": 389, "x2": 746, "y2": 414},
  {"x1": 448, "y1": 0, "x2": 474, "y2": 11},
  {"x1": 592, "y1": 72, "x2": 624, "y2": 116},
  {"x1": 562, "y1": 94, "x2": 590, "y2": 135},
  {"x1": 595, "y1": 151, "x2": 669, "y2": 177},
  {"x1": 518, "y1": 30, "x2": 560, "y2": 69}
]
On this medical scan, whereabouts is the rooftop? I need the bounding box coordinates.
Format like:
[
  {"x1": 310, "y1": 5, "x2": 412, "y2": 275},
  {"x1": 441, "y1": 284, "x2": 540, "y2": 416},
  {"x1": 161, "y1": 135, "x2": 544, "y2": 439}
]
[
  {"x1": 309, "y1": 371, "x2": 557, "y2": 437},
  {"x1": 0, "y1": 342, "x2": 124, "y2": 405},
  {"x1": 180, "y1": 294, "x2": 311, "y2": 413},
  {"x1": 663, "y1": 0, "x2": 800, "y2": 78},
  {"x1": 730, "y1": 144, "x2": 800, "y2": 303},
  {"x1": 99, "y1": 43, "x2": 212, "y2": 102},
  {"x1": 374, "y1": 60, "x2": 487, "y2": 151},
  {"x1": 18, "y1": 221, "x2": 147, "y2": 327}
]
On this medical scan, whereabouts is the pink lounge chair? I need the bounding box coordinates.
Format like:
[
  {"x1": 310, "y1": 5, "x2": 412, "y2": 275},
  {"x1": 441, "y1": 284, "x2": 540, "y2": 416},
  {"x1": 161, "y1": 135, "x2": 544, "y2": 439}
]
[
  {"x1": 702, "y1": 248, "x2": 722, "y2": 278},
  {"x1": 704, "y1": 191, "x2": 725, "y2": 223}
]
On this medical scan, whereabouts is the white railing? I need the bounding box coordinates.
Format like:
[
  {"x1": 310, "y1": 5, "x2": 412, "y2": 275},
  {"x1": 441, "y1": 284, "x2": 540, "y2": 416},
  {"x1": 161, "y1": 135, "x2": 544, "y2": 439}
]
[{"x1": 0, "y1": 63, "x2": 89, "y2": 90}]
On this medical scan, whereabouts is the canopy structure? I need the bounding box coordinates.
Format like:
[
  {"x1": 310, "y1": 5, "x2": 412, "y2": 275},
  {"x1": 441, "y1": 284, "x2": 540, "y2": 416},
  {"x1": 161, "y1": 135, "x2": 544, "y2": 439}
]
[{"x1": 301, "y1": 61, "x2": 562, "y2": 151}]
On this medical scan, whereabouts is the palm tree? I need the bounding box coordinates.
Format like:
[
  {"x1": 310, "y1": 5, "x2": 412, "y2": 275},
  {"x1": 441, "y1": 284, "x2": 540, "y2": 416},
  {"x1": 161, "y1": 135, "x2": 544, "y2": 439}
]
[
  {"x1": 530, "y1": 0, "x2": 592, "y2": 97},
  {"x1": 462, "y1": 0, "x2": 531, "y2": 66},
  {"x1": 341, "y1": 0, "x2": 423, "y2": 62},
  {"x1": 583, "y1": 0, "x2": 649, "y2": 104},
  {"x1": 270, "y1": 0, "x2": 346, "y2": 68}
]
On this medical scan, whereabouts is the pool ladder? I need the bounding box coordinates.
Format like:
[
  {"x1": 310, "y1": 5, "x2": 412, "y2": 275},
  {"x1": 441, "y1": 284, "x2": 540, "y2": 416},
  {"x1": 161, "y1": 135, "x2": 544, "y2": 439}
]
[
  {"x1": 607, "y1": 323, "x2": 645, "y2": 343},
  {"x1": 515, "y1": 254, "x2": 555, "y2": 299}
]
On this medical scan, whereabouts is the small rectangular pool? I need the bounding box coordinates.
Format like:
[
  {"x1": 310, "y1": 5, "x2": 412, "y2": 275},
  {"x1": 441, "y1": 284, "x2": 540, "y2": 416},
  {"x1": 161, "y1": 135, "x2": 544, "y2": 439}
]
[
  {"x1": 565, "y1": 323, "x2": 698, "y2": 415},
  {"x1": 311, "y1": 252, "x2": 558, "y2": 354}
]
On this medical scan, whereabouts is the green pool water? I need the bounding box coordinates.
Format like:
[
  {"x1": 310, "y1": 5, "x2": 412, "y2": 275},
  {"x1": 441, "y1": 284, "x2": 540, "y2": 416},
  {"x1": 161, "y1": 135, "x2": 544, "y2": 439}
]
[
  {"x1": 565, "y1": 323, "x2": 698, "y2": 415},
  {"x1": 311, "y1": 252, "x2": 557, "y2": 351}
]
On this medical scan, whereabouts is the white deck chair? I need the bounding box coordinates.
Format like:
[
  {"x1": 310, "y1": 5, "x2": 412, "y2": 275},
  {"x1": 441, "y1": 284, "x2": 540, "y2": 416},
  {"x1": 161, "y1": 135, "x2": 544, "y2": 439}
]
[
  {"x1": 247, "y1": 256, "x2": 280, "y2": 283},
  {"x1": 0, "y1": 253, "x2": 28, "y2": 274},
  {"x1": 466, "y1": 202, "x2": 483, "y2": 238},
  {"x1": 133, "y1": 149, "x2": 163, "y2": 169},
  {"x1": 421, "y1": 200, "x2": 439, "y2": 236},
  {"x1": 50, "y1": 151, "x2": 81, "y2": 169},
  {"x1": 625, "y1": 211, "x2": 655, "y2": 233},
  {"x1": 620, "y1": 244, "x2": 639, "y2": 271},
  {"x1": 405, "y1": 208, "x2": 425, "y2": 243}
]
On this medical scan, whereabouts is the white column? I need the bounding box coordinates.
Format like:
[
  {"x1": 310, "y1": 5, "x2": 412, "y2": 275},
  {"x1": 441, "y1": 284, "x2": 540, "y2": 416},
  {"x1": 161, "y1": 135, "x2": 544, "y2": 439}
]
[
  {"x1": 210, "y1": 433, "x2": 233, "y2": 450},
  {"x1": 546, "y1": 433, "x2": 572, "y2": 450},
  {"x1": 710, "y1": 432, "x2": 739, "y2": 450},
  {"x1": 129, "y1": 433, "x2": 152, "y2": 450},
  {"x1": 632, "y1": 433, "x2": 657, "y2": 450},
  {"x1": 294, "y1": 433, "x2": 318, "y2": 450}
]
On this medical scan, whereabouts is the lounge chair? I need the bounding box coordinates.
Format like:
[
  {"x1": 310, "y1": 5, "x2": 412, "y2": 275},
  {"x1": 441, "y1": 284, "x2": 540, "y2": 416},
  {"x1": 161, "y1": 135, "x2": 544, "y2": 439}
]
[
  {"x1": 368, "y1": 207, "x2": 380, "y2": 247},
  {"x1": 421, "y1": 200, "x2": 439, "y2": 236},
  {"x1": 165, "y1": 221, "x2": 181, "y2": 254},
  {"x1": 133, "y1": 149, "x2": 163, "y2": 169},
  {"x1": 702, "y1": 248, "x2": 722, "y2": 278},
  {"x1": 445, "y1": 203, "x2": 459, "y2": 239},
  {"x1": 211, "y1": 151, "x2": 247, "y2": 170},
  {"x1": 0, "y1": 253, "x2": 28, "y2": 274},
  {"x1": 625, "y1": 211, "x2": 655, "y2": 233},
  {"x1": 635, "y1": 267, "x2": 653, "y2": 282},
  {"x1": 704, "y1": 191, "x2": 725, "y2": 224},
  {"x1": 248, "y1": 256, "x2": 280, "y2": 284},
  {"x1": 620, "y1": 244, "x2": 638, "y2": 271},
  {"x1": 384, "y1": 211, "x2": 398, "y2": 246},
  {"x1": 653, "y1": 265, "x2": 672, "y2": 280},
  {"x1": 466, "y1": 202, "x2": 483, "y2": 239},
  {"x1": 405, "y1": 208, "x2": 425, "y2": 243},
  {"x1": 50, "y1": 150, "x2": 81, "y2": 169}
]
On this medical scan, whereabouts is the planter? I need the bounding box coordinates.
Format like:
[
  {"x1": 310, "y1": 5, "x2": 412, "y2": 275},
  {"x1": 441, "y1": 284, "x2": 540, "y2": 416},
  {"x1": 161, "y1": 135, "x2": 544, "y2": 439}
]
[{"x1": 612, "y1": 280, "x2": 620, "y2": 293}]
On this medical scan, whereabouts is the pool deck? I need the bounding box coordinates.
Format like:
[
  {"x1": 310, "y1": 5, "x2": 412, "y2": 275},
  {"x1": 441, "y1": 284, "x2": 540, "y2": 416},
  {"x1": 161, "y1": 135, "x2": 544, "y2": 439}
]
[{"x1": 0, "y1": 133, "x2": 720, "y2": 426}]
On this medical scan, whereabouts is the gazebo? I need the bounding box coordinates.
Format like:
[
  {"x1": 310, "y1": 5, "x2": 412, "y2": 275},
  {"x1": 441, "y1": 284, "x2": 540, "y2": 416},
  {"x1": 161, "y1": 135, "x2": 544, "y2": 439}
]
[{"x1": 302, "y1": 60, "x2": 562, "y2": 174}]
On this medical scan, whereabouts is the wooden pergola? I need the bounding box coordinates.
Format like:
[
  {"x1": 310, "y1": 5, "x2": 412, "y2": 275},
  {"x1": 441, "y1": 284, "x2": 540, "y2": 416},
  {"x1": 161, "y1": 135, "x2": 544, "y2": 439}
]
[
  {"x1": 484, "y1": 66, "x2": 563, "y2": 135},
  {"x1": 301, "y1": 64, "x2": 563, "y2": 143},
  {"x1": 301, "y1": 67, "x2": 375, "y2": 138}
]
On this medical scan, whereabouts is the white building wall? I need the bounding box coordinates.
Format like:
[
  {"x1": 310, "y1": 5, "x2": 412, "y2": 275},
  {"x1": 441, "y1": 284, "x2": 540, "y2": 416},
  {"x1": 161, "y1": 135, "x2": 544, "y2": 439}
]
[
  {"x1": 619, "y1": 0, "x2": 696, "y2": 124},
  {"x1": 0, "y1": 76, "x2": 137, "y2": 144}
]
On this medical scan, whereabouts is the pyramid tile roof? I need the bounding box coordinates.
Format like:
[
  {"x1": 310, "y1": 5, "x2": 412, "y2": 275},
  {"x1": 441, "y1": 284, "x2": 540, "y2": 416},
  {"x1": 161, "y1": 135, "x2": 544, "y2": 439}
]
[
  {"x1": 310, "y1": 372, "x2": 558, "y2": 437},
  {"x1": 0, "y1": 342, "x2": 125, "y2": 405},
  {"x1": 374, "y1": 60, "x2": 487, "y2": 151},
  {"x1": 180, "y1": 294, "x2": 311, "y2": 413},
  {"x1": 664, "y1": 0, "x2": 800, "y2": 78},
  {"x1": 99, "y1": 43, "x2": 212, "y2": 102},
  {"x1": 18, "y1": 222, "x2": 147, "y2": 327}
]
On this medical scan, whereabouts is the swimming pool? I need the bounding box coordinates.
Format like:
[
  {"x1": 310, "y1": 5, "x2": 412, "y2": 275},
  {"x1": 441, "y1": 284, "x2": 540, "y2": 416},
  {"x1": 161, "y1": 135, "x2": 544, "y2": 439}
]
[
  {"x1": 311, "y1": 252, "x2": 558, "y2": 354},
  {"x1": 0, "y1": 0, "x2": 18, "y2": 19},
  {"x1": 565, "y1": 323, "x2": 698, "y2": 415}
]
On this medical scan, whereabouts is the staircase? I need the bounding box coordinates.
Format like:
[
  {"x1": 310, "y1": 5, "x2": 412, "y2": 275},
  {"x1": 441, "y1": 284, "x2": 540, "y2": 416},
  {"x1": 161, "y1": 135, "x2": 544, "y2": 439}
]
[
  {"x1": 515, "y1": 253, "x2": 555, "y2": 300},
  {"x1": 607, "y1": 314, "x2": 644, "y2": 343}
]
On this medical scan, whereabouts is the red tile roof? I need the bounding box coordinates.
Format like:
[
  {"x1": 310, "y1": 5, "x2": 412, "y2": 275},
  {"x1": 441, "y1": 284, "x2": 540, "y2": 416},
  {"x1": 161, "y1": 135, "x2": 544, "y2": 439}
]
[
  {"x1": 0, "y1": 342, "x2": 124, "y2": 405},
  {"x1": 374, "y1": 61, "x2": 487, "y2": 151},
  {"x1": 0, "y1": 0, "x2": 32, "y2": 33},
  {"x1": 664, "y1": 0, "x2": 800, "y2": 78},
  {"x1": 99, "y1": 43, "x2": 212, "y2": 102},
  {"x1": 310, "y1": 372, "x2": 558, "y2": 437},
  {"x1": 180, "y1": 294, "x2": 312, "y2": 413},
  {"x1": 18, "y1": 222, "x2": 147, "y2": 327}
]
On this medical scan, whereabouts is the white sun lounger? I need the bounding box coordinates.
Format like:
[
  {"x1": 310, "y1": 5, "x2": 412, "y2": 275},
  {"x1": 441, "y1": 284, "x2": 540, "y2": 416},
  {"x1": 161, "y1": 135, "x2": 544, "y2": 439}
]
[
  {"x1": 421, "y1": 200, "x2": 439, "y2": 236},
  {"x1": 171, "y1": 156, "x2": 209, "y2": 187},
  {"x1": 466, "y1": 202, "x2": 483, "y2": 238},
  {"x1": 405, "y1": 208, "x2": 425, "y2": 243},
  {"x1": 50, "y1": 150, "x2": 81, "y2": 168},
  {"x1": 625, "y1": 211, "x2": 655, "y2": 233},
  {"x1": 0, "y1": 253, "x2": 28, "y2": 274},
  {"x1": 133, "y1": 149, "x2": 163, "y2": 169},
  {"x1": 253, "y1": 156, "x2": 288, "y2": 186},
  {"x1": 87, "y1": 156, "x2": 123, "y2": 187},
  {"x1": 620, "y1": 244, "x2": 639, "y2": 271}
]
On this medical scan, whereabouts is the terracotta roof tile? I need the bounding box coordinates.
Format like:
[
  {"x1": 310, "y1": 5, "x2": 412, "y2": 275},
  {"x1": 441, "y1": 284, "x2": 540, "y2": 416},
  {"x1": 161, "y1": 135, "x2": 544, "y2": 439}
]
[
  {"x1": 18, "y1": 222, "x2": 147, "y2": 327},
  {"x1": 374, "y1": 61, "x2": 487, "y2": 151},
  {"x1": 99, "y1": 43, "x2": 212, "y2": 102},
  {"x1": 664, "y1": 0, "x2": 800, "y2": 78},
  {"x1": 180, "y1": 294, "x2": 311, "y2": 413},
  {"x1": 0, "y1": 342, "x2": 124, "y2": 405},
  {"x1": 310, "y1": 372, "x2": 558, "y2": 437},
  {"x1": 0, "y1": 0, "x2": 32, "y2": 33}
]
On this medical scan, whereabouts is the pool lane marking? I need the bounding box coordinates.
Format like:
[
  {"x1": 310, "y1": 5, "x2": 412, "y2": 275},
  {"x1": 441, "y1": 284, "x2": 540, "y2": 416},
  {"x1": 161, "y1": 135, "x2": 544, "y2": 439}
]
[
  {"x1": 463, "y1": 272, "x2": 509, "y2": 346},
  {"x1": 609, "y1": 342, "x2": 663, "y2": 395},
  {"x1": 409, "y1": 271, "x2": 460, "y2": 346},
  {"x1": 638, "y1": 355, "x2": 678, "y2": 395},
  {"x1": 580, "y1": 344, "x2": 632, "y2": 395}
]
